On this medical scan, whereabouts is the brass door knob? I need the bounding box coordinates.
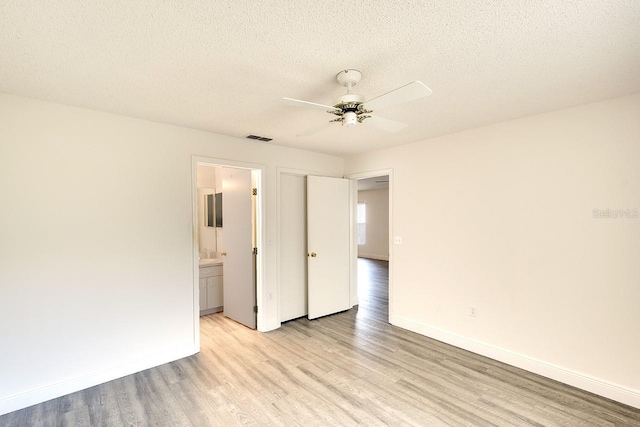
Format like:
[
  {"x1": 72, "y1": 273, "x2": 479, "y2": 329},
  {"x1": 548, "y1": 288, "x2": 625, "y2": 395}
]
[{"x1": 221, "y1": 252, "x2": 227, "y2": 256}]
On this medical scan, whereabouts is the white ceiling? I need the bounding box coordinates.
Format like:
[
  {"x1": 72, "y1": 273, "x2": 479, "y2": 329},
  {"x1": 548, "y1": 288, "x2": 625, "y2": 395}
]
[{"x1": 2, "y1": 1, "x2": 639, "y2": 156}]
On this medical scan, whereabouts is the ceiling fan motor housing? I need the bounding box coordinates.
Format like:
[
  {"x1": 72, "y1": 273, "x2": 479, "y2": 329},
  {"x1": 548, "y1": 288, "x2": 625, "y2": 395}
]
[{"x1": 335, "y1": 92, "x2": 364, "y2": 105}]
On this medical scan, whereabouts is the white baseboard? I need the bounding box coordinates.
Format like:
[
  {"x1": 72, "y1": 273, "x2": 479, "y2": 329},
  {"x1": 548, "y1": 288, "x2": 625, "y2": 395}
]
[
  {"x1": 357, "y1": 254, "x2": 389, "y2": 261},
  {"x1": 390, "y1": 314, "x2": 640, "y2": 410},
  {"x1": 0, "y1": 344, "x2": 197, "y2": 416}
]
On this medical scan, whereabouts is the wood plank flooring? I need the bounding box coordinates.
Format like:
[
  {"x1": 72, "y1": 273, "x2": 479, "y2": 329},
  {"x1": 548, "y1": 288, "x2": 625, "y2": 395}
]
[{"x1": 2, "y1": 258, "x2": 639, "y2": 426}]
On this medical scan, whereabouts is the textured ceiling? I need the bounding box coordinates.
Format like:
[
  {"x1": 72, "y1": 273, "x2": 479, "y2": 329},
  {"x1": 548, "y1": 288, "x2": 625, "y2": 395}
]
[{"x1": 2, "y1": 1, "x2": 639, "y2": 156}]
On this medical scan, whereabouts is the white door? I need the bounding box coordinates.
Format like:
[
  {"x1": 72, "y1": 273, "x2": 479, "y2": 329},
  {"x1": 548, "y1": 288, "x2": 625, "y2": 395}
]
[
  {"x1": 221, "y1": 168, "x2": 256, "y2": 329},
  {"x1": 280, "y1": 174, "x2": 308, "y2": 321},
  {"x1": 307, "y1": 176, "x2": 351, "y2": 319}
]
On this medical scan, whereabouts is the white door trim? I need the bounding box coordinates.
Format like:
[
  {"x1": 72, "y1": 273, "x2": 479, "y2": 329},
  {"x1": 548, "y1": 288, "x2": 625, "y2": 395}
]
[
  {"x1": 191, "y1": 156, "x2": 266, "y2": 349},
  {"x1": 345, "y1": 168, "x2": 393, "y2": 321}
]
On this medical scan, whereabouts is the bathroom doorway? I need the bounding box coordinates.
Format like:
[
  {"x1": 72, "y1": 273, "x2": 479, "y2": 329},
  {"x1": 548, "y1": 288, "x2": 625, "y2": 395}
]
[{"x1": 192, "y1": 157, "x2": 264, "y2": 346}]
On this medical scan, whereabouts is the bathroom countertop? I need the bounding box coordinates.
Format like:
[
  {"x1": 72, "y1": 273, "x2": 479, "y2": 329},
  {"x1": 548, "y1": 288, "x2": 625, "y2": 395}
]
[{"x1": 199, "y1": 258, "x2": 223, "y2": 267}]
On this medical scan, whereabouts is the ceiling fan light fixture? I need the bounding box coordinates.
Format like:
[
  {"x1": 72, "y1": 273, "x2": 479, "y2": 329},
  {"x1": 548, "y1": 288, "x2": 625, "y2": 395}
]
[{"x1": 343, "y1": 111, "x2": 357, "y2": 126}]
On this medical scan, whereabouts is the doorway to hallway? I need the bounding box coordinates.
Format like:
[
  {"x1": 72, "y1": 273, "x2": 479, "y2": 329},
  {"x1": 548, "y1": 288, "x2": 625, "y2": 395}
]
[{"x1": 353, "y1": 171, "x2": 391, "y2": 322}]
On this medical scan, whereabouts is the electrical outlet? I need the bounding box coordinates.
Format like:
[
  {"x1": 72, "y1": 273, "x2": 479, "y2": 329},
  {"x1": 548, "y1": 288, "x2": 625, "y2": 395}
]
[
  {"x1": 394, "y1": 236, "x2": 402, "y2": 244},
  {"x1": 469, "y1": 306, "x2": 477, "y2": 317}
]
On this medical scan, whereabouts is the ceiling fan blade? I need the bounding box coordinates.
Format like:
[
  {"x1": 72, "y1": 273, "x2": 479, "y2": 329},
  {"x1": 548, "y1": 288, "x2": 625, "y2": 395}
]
[
  {"x1": 283, "y1": 97, "x2": 339, "y2": 112},
  {"x1": 297, "y1": 121, "x2": 334, "y2": 137},
  {"x1": 363, "y1": 115, "x2": 408, "y2": 133},
  {"x1": 365, "y1": 81, "x2": 432, "y2": 112}
]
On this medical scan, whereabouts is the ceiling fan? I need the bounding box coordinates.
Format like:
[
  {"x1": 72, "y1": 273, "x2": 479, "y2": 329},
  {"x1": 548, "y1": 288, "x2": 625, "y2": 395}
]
[{"x1": 283, "y1": 69, "x2": 432, "y2": 136}]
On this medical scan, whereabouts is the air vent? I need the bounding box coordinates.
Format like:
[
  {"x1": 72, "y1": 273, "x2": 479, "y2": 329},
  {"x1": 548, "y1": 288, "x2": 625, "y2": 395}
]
[{"x1": 245, "y1": 134, "x2": 273, "y2": 142}]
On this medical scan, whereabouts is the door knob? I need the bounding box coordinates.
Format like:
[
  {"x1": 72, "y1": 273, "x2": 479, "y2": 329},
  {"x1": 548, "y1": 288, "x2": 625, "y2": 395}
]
[
  {"x1": 308, "y1": 252, "x2": 317, "y2": 257},
  {"x1": 221, "y1": 252, "x2": 227, "y2": 256}
]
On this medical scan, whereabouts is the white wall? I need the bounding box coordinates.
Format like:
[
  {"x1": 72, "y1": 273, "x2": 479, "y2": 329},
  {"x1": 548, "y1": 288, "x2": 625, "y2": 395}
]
[
  {"x1": 345, "y1": 93, "x2": 640, "y2": 408},
  {"x1": 196, "y1": 163, "x2": 217, "y2": 189},
  {"x1": 357, "y1": 188, "x2": 389, "y2": 260},
  {"x1": 0, "y1": 93, "x2": 343, "y2": 414}
]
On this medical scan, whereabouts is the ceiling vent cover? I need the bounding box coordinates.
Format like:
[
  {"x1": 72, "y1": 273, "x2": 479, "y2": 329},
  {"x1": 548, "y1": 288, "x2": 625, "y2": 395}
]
[{"x1": 245, "y1": 134, "x2": 273, "y2": 142}]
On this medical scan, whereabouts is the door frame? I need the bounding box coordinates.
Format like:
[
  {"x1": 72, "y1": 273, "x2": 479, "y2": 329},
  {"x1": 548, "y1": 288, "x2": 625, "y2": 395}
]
[
  {"x1": 345, "y1": 169, "x2": 393, "y2": 321},
  {"x1": 191, "y1": 156, "x2": 265, "y2": 350}
]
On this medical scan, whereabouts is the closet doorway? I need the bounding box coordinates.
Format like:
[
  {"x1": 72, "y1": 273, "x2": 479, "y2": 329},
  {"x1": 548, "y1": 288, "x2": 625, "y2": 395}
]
[{"x1": 277, "y1": 172, "x2": 353, "y2": 323}]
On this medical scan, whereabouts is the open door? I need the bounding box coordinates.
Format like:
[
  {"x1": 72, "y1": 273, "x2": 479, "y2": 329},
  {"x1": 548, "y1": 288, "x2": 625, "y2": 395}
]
[
  {"x1": 221, "y1": 168, "x2": 256, "y2": 329},
  {"x1": 307, "y1": 176, "x2": 351, "y2": 319}
]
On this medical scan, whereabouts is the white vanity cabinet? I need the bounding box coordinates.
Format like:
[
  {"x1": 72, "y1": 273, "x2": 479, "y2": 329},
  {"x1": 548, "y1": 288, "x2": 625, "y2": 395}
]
[{"x1": 199, "y1": 264, "x2": 223, "y2": 315}]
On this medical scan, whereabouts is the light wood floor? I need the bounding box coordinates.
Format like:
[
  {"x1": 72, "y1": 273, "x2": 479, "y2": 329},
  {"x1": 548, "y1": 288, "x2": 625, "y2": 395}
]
[{"x1": 2, "y1": 258, "x2": 639, "y2": 426}]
